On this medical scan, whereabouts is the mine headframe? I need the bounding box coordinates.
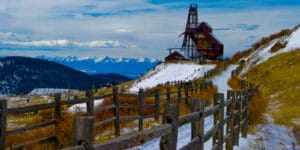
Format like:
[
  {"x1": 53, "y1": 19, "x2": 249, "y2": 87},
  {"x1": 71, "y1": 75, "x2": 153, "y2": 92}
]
[
  {"x1": 180, "y1": 4, "x2": 199, "y2": 59},
  {"x1": 180, "y1": 3, "x2": 224, "y2": 61}
]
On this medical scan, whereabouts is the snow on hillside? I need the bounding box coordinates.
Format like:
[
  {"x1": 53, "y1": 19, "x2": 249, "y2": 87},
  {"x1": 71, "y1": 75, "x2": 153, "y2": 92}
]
[
  {"x1": 128, "y1": 63, "x2": 216, "y2": 93},
  {"x1": 68, "y1": 99, "x2": 104, "y2": 113},
  {"x1": 28, "y1": 88, "x2": 79, "y2": 95},
  {"x1": 241, "y1": 27, "x2": 300, "y2": 75},
  {"x1": 131, "y1": 65, "x2": 238, "y2": 150},
  {"x1": 236, "y1": 114, "x2": 300, "y2": 150}
]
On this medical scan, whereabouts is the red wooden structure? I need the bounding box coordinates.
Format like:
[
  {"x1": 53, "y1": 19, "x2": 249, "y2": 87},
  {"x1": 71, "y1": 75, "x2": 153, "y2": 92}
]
[
  {"x1": 165, "y1": 51, "x2": 190, "y2": 61},
  {"x1": 180, "y1": 4, "x2": 223, "y2": 60}
]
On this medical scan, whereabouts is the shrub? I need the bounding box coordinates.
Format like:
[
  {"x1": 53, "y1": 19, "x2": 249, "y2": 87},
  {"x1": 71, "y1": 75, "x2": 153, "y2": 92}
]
[
  {"x1": 227, "y1": 77, "x2": 241, "y2": 91},
  {"x1": 248, "y1": 93, "x2": 267, "y2": 128},
  {"x1": 230, "y1": 28, "x2": 292, "y2": 63},
  {"x1": 270, "y1": 40, "x2": 287, "y2": 53}
]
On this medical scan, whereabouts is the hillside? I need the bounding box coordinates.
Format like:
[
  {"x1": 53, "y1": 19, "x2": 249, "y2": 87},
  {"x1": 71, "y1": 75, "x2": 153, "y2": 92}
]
[
  {"x1": 0, "y1": 56, "x2": 131, "y2": 95},
  {"x1": 37, "y1": 56, "x2": 160, "y2": 78},
  {"x1": 128, "y1": 62, "x2": 215, "y2": 93},
  {"x1": 235, "y1": 25, "x2": 300, "y2": 148}
]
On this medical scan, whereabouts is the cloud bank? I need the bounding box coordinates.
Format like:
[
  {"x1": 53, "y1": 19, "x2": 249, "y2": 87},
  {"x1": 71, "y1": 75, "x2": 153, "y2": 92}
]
[
  {"x1": 0, "y1": 0, "x2": 299, "y2": 59},
  {"x1": 1, "y1": 39, "x2": 121, "y2": 48}
]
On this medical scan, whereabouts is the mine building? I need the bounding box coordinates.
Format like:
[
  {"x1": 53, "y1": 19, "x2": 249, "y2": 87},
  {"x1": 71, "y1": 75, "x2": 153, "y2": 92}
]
[{"x1": 165, "y1": 4, "x2": 224, "y2": 63}]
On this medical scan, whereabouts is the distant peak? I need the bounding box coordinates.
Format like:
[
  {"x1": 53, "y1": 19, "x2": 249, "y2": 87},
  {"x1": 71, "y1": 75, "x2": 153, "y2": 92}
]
[{"x1": 35, "y1": 55, "x2": 160, "y2": 63}]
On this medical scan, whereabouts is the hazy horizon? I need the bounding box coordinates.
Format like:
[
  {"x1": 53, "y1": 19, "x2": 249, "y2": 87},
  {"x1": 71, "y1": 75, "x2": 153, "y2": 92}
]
[{"x1": 0, "y1": 0, "x2": 299, "y2": 59}]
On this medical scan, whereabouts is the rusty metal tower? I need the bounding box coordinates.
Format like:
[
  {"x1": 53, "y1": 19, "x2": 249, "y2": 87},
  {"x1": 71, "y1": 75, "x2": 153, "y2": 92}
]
[{"x1": 181, "y1": 3, "x2": 199, "y2": 59}]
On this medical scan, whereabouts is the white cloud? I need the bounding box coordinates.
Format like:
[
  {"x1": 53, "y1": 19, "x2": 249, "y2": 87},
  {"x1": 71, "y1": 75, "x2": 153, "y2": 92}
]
[
  {"x1": 115, "y1": 28, "x2": 131, "y2": 33},
  {"x1": 1, "y1": 39, "x2": 121, "y2": 48},
  {"x1": 0, "y1": 0, "x2": 299, "y2": 59},
  {"x1": 0, "y1": 32, "x2": 28, "y2": 41},
  {"x1": 72, "y1": 40, "x2": 120, "y2": 48}
]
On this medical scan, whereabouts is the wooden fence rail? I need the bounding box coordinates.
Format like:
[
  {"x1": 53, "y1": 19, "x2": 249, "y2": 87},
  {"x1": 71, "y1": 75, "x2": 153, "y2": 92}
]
[
  {"x1": 67, "y1": 87, "x2": 257, "y2": 150},
  {"x1": 0, "y1": 64, "x2": 258, "y2": 149},
  {"x1": 0, "y1": 79, "x2": 213, "y2": 149}
]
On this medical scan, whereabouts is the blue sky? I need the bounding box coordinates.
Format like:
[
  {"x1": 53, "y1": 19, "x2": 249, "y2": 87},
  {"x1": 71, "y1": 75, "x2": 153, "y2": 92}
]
[{"x1": 0, "y1": 0, "x2": 299, "y2": 59}]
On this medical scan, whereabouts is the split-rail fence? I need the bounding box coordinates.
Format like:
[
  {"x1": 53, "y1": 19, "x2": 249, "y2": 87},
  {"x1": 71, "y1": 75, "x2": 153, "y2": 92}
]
[{"x1": 0, "y1": 66, "x2": 258, "y2": 150}]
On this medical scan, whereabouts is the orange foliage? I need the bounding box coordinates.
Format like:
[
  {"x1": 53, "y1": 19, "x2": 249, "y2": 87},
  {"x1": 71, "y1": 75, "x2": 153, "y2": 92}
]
[
  {"x1": 248, "y1": 93, "x2": 267, "y2": 126},
  {"x1": 230, "y1": 29, "x2": 292, "y2": 63},
  {"x1": 227, "y1": 77, "x2": 241, "y2": 91}
]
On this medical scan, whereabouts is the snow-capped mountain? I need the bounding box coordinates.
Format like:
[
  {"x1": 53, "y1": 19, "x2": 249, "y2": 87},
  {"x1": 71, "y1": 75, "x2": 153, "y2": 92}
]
[
  {"x1": 0, "y1": 56, "x2": 131, "y2": 95},
  {"x1": 37, "y1": 56, "x2": 160, "y2": 78}
]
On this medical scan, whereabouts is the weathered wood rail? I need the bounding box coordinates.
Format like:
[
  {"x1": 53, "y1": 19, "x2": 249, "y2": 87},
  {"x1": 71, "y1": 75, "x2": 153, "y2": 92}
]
[
  {"x1": 0, "y1": 79, "x2": 214, "y2": 149},
  {"x1": 65, "y1": 86, "x2": 257, "y2": 150},
  {"x1": 0, "y1": 64, "x2": 258, "y2": 150}
]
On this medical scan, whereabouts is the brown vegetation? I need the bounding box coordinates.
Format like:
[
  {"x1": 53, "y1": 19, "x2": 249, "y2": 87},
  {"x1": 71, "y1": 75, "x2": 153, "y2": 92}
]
[
  {"x1": 248, "y1": 93, "x2": 267, "y2": 129},
  {"x1": 230, "y1": 28, "x2": 292, "y2": 63},
  {"x1": 227, "y1": 77, "x2": 267, "y2": 132},
  {"x1": 227, "y1": 77, "x2": 241, "y2": 91},
  {"x1": 270, "y1": 40, "x2": 287, "y2": 53}
]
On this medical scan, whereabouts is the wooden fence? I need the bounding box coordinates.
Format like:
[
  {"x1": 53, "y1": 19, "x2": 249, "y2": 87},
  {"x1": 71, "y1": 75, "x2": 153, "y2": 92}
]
[
  {"x1": 0, "y1": 80, "x2": 213, "y2": 150},
  {"x1": 65, "y1": 87, "x2": 257, "y2": 150},
  {"x1": 0, "y1": 64, "x2": 258, "y2": 150}
]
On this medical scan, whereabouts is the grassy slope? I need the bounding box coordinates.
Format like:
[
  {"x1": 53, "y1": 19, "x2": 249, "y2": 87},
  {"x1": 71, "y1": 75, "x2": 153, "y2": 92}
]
[{"x1": 243, "y1": 50, "x2": 300, "y2": 127}]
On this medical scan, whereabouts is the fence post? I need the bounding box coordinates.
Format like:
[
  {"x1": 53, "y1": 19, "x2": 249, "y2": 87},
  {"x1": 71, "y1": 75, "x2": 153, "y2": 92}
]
[
  {"x1": 54, "y1": 93, "x2": 61, "y2": 119},
  {"x1": 242, "y1": 90, "x2": 248, "y2": 138},
  {"x1": 237, "y1": 91, "x2": 242, "y2": 144},
  {"x1": 139, "y1": 88, "x2": 144, "y2": 131},
  {"x1": 191, "y1": 99, "x2": 199, "y2": 139},
  {"x1": 233, "y1": 92, "x2": 241, "y2": 146},
  {"x1": 226, "y1": 91, "x2": 234, "y2": 150},
  {"x1": 73, "y1": 116, "x2": 94, "y2": 150},
  {"x1": 191, "y1": 99, "x2": 205, "y2": 150},
  {"x1": 155, "y1": 89, "x2": 160, "y2": 121},
  {"x1": 213, "y1": 93, "x2": 224, "y2": 150},
  {"x1": 194, "y1": 83, "x2": 197, "y2": 93},
  {"x1": 160, "y1": 104, "x2": 179, "y2": 150},
  {"x1": 213, "y1": 94, "x2": 218, "y2": 148},
  {"x1": 177, "y1": 86, "x2": 182, "y2": 104},
  {"x1": 200, "y1": 82, "x2": 203, "y2": 91},
  {"x1": 86, "y1": 90, "x2": 94, "y2": 115},
  {"x1": 113, "y1": 86, "x2": 120, "y2": 137},
  {"x1": 166, "y1": 87, "x2": 171, "y2": 103},
  {"x1": 231, "y1": 92, "x2": 237, "y2": 145},
  {"x1": 184, "y1": 85, "x2": 189, "y2": 105},
  {"x1": 0, "y1": 99, "x2": 7, "y2": 150}
]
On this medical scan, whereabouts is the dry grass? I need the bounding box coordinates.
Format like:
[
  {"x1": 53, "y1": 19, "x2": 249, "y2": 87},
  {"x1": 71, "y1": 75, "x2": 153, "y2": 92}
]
[
  {"x1": 92, "y1": 84, "x2": 217, "y2": 143},
  {"x1": 248, "y1": 93, "x2": 267, "y2": 132},
  {"x1": 227, "y1": 75, "x2": 266, "y2": 132},
  {"x1": 6, "y1": 125, "x2": 56, "y2": 149},
  {"x1": 230, "y1": 28, "x2": 293, "y2": 63},
  {"x1": 4, "y1": 62, "x2": 221, "y2": 148},
  {"x1": 244, "y1": 50, "x2": 300, "y2": 133},
  {"x1": 6, "y1": 107, "x2": 81, "y2": 149},
  {"x1": 293, "y1": 125, "x2": 300, "y2": 144},
  {"x1": 227, "y1": 77, "x2": 241, "y2": 91}
]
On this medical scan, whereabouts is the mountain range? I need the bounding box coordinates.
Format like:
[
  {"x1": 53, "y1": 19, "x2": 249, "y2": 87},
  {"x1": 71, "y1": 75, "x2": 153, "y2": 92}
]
[
  {"x1": 36, "y1": 56, "x2": 161, "y2": 78},
  {"x1": 0, "y1": 56, "x2": 131, "y2": 95}
]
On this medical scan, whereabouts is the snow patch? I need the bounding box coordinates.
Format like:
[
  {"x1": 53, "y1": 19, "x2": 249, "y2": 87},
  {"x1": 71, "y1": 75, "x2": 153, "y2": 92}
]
[
  {"x1": 235, "y1": 114, "x2": 299, "y2": 150},
  {"x1": 28, "y1": 88, "x2": 79, "y2": 95},
  {"x1": 213, "y1": 65, "x2": 239, "y2": 99},
  {"x1": 241, "y1": 27, "x2": 300, "y2": 75},
  {"x1": 131, "y1": 65, "x2": 238, "y2": 149},
  {"x1": 68, "y1": 99, "x2": 104, "y2": 113},
  {"x1": 128, "y1": 63, "x2": 216, "y2": 93}
]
